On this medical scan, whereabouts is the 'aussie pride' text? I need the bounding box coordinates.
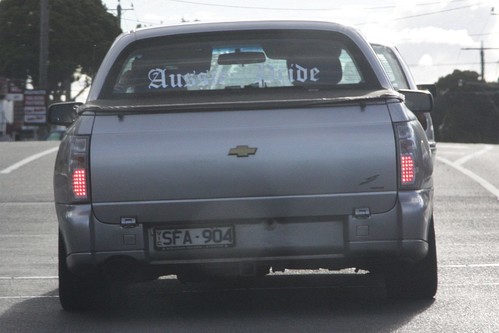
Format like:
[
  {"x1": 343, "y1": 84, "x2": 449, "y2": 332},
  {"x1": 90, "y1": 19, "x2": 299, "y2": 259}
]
[{"x1": 148, "y1": 63, "x2": 320, "y2": 89}]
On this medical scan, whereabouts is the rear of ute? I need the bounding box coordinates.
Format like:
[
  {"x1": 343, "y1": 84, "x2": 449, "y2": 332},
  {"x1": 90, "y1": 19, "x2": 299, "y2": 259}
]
[{"x1": 51, "y1": 21, "x2": 436, "y2": 310}]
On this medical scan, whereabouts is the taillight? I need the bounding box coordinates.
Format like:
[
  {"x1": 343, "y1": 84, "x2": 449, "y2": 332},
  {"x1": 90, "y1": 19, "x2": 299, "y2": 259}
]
[
  {"x1": 400, "y1": 155, "x2": 415, "y2": 184},
  {"x1": 72, "y1": 168, "x2": 87, "y2": 198},
  {"x1": 69, "y1": 136, "x2": 89, "y2": 201},
  {"x1": 396, "y1": 122, "x2": 417, "y2": 187}
]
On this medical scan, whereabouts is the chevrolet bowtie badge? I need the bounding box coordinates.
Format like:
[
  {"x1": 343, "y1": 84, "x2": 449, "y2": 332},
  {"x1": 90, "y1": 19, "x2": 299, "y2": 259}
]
[{"x1": 228, "y1": 145, "x2": 258, "y2": 158}]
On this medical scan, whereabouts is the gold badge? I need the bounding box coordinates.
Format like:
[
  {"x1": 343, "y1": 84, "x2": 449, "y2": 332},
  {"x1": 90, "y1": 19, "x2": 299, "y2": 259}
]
[{"x1": 228, "y1": 145, "x2": 257, "y2": 158}]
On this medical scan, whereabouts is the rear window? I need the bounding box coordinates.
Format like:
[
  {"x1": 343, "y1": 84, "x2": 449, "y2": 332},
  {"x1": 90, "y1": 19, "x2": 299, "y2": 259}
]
[{"x1": 100, "y1": 29, "x2": 380, "y2": 101}]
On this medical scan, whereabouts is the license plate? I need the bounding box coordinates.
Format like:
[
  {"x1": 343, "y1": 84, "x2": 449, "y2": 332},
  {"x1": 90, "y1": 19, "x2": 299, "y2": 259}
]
[{"x1": 154, "y1": 226, "x2": 234, "y2": 250}]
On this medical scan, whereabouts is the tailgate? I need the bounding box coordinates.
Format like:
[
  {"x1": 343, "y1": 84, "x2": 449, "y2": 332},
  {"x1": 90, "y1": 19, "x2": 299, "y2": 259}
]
[{"x1": 90, "y1": 105, "x2": 398, "y2": 223}]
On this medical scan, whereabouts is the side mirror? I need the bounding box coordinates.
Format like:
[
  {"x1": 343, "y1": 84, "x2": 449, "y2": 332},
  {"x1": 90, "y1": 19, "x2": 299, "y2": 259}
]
[
  {"x1": 399, "y1": 89, "x2": 433, "y2": 113},
  {"x1": 47, "y1": 102, "x2": 82, "y2": 126},
  {"x1": 417, "y1": 84, "x2": 437, "y2": 98}
]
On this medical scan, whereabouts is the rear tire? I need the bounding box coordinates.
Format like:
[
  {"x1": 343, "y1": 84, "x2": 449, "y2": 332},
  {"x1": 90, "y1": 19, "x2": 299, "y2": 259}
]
[
  {"x1": 58, "y1": 232, "x2": 110, "y2": 311},
  {"x1": 385, "y1": 220, "x2": 438, "y2": 299}
]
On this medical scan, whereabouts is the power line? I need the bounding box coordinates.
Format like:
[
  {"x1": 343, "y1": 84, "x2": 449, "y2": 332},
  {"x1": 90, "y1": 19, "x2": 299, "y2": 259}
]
[
  {"x1": 462, "y1": 42, "x2": 499, "y2": 81},
  {"x1": 393, "y1": 4, "x2": 487, "y2": 21},
  {"x1": 408, "y1": 61, "x2": 496, "y2": 67},
  {"x1": 469, "y1": 31, "x2": 499, "y2": 37},
  {"x1": 140, "y1": 0, "x2": 491, "y2": 28},
  {"x1": 108, "y1": 0, "x2": 134, "y2": 29},
  {"x1": 356, "y1": 2, "x2": 489, "y2": 25},
  {"x1": 164, "y1": 0, "x2": 474, "y2": 12},
  {"x1": 114, "y1": 0, "x2": 495, "y2": 35}
]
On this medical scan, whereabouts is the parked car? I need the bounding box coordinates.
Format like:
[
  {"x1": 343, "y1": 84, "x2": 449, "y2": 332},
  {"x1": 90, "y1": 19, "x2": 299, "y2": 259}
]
[
  {"x1": 371, "y1": 43, "x2": 437, "y2": 156},
  {"x1": 49, "y1": 21, "x2": 436, "y2": 310}
]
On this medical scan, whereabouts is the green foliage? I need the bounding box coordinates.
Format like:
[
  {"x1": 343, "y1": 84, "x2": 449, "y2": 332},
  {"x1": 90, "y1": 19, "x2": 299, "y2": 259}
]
[
  {"x1": 433, "y1": 70, "x2": 499, "y2": 143},
  {"x1": 0, "y1": 0, "x2": 121, "y2": 95},
  {"x1": 0, "y1": 0, "x2": 39, "y2": 81},
  {"x1": 436, "y1": 70, "x2": 479, "y2": 91}
]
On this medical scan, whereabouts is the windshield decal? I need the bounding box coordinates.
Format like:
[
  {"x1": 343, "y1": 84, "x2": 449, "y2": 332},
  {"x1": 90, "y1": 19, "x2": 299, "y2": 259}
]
[{"x1": 147, "y1": 64, "x2": 321, "y2": 90}]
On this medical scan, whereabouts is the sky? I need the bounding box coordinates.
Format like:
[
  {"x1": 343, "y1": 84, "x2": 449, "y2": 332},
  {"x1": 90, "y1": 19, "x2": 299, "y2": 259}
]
[{"x1": 100, "y1": 0, "x2": 499, "y2": 84}]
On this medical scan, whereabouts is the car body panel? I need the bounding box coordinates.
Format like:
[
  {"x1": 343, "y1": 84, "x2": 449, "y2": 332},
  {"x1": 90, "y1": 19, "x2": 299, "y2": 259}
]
[{"x1": 90, "y1": 104, "x2": 398, "y2": 223}]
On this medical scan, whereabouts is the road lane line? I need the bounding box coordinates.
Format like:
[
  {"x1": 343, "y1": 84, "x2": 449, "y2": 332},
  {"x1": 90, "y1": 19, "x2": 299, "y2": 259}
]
[
  {"x1": 0, "y1": 147, "x2": 59, "y2": 174},
  {"x1": 437, "y1": 156, "x2": 499, "y2": 201},
  {"x1": 0, "y1": 202, "x2": 53, "y2": 205},
  {"x1": 440, "y1": 283, "x2": 499, "y2": 287},
  {"x1": 441, "y1": 264, "x2": 499, "y2": 268},
  {"x1": 454, "y1": 145, "x2": 493, "y2": 166},
  {"x1": 435, "y1": 143, "x2": 470, "y2": 149},
  {"x1": 0, "y1": 276, "x2": 57, "y2": 280},
  {"x1": 0, "y1": 296, "x2": 58, "y2": 299}
]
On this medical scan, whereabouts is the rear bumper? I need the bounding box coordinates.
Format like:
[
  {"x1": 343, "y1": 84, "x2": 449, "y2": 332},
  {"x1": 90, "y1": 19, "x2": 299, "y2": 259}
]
[{"x1": 57, "y1": 189, "x2": 433, "y2": 275}]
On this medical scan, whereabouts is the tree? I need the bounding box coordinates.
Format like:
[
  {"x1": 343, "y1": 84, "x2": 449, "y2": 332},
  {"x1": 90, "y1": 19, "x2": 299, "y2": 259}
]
[
  {"x1": 0, "y1": 0, "x2": 121, "y2": 100},
  {"x1": 435, "y1": 70, "x2": 479, "y2": 93},
  {"x1": 433, "y1": 70, "x2": 499, "y2": 143}
]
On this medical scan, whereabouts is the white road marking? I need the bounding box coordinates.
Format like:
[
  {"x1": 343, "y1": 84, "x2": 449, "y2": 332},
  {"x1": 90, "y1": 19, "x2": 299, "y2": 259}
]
[
  {"x1": 1, "y1": 264, "x2": 498, "y2": 281},
  {"x1": 437, "y1": 155, "x2": 499, "y2": 201},
  {"x1": 0, "y1": 147, "x2": 59, "y2": 174},
  {"x1": 0, "y1": 296, "x2": 58, "y2": 299},
  {"x1": 441, "y1": 263, "x2": 499, "y2": 268},
  {"x1": 440, "y1": 283, "x2": 499, "y2": 287},
  {"x1": 0, "y1": 276, "x2": 57, "y2": 280},
  {"x1": 436, "y1": 143, "x2": 470, "y2": 149},
  {"x1": 454, "y1": 145, "x2": 493, "y2": 166},
  {"x1": 0, "y1": 276, "x2": 59, "y2": 299},
  {"x1": 0, "y1": 266, "x2": 498, "y2": 300}
]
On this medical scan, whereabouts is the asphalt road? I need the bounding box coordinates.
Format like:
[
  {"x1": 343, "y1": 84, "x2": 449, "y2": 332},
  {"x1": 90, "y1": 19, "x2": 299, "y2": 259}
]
[{"x1": 0, "y1": 141, "x2": 498, "y2": 332}]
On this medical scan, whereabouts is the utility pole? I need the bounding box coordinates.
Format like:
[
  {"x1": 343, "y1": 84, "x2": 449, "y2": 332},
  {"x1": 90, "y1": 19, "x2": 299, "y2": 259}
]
[
  {"x1": 116, "y1": 0, "x2": 134, "y2": 30},
  {"x1": 38, "y1": 0, "x2": 49, "y2": 89},
  {"x1": 462, "y1": 42, "x2": 499, "y2": 82}
]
